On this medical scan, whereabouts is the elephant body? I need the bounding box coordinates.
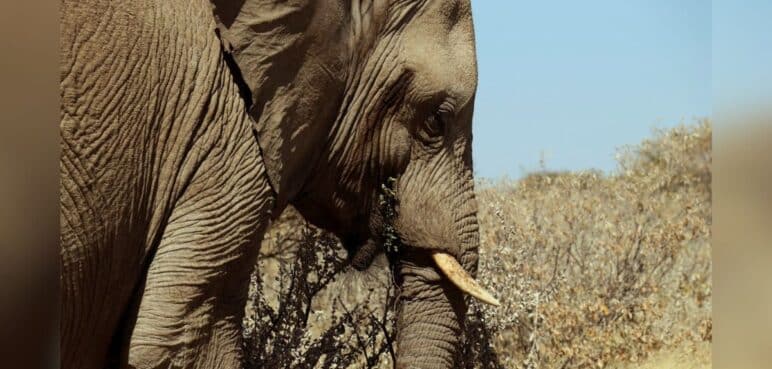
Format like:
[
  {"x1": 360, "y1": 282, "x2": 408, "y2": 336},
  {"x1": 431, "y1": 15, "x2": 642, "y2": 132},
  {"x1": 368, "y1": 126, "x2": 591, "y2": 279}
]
[
  {"x1": 61, "y1": 1, "x2": 492, "y2": 368},
  {"x1": 61, "y1": 1, "x2": 274, "y2": 368}
]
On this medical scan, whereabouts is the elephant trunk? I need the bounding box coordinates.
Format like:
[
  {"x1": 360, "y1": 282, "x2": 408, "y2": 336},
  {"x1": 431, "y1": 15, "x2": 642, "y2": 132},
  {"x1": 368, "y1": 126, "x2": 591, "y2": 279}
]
[
  {"x1": 394, "y1": 258, "x2": 467, "y2": 369},
  {"x1": 391, "y1": 165, "x2": 494, "y2": 369}
]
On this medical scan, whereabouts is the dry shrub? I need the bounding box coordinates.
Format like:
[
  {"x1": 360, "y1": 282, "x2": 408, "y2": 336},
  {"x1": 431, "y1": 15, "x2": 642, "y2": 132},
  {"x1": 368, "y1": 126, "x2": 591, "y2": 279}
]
[
  {"x1": 475, "y1": 119, "x2": 711, "y2": 368},
  {"x1": 244, "y1": 120, "x2": 712, "y2": 369},
  {"x1": 243, "y1": 211, "x2": 398, "y2": 369}
]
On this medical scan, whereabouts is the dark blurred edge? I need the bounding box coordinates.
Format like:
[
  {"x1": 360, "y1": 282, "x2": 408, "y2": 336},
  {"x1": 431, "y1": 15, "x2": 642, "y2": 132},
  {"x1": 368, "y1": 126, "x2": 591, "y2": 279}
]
[
  {"x1": 714, "y1": 111, "x2": 772, "y2": 369},
  {"x1": 713, "y1": 1, "x2": 772, "y2": 369},
  {"x1": 0, "y1": 3, "x2": 60, "y2": 369}
]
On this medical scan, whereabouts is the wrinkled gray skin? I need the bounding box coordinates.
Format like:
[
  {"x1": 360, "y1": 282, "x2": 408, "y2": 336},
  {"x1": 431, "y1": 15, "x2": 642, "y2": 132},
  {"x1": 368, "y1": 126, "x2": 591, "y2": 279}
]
[{"x1": 61, "y1": 1, "x2": 480, "y2": 369}]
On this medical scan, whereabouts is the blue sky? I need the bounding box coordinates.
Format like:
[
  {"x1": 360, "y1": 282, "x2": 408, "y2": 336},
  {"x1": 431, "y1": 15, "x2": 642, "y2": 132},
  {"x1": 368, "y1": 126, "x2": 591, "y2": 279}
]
[{"x1": 469, "y1": 1, "x2": 711, "y2": 178}]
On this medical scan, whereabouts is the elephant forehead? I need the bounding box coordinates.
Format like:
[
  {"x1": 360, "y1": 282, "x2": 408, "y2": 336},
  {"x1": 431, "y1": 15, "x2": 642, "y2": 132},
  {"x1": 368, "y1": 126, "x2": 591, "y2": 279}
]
[{"x1": 399, "y1": 0, "x2": 477, "y2": 108}]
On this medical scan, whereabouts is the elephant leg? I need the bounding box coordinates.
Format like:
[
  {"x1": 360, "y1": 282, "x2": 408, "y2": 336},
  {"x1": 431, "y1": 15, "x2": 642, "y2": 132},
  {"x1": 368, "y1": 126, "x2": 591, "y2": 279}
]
[
  {"x1": 61, "y1": 144, "x2": 150, "y2": 369},
  {"x1": 125, "y1": 143, "x2": 274, "y2": 369}
]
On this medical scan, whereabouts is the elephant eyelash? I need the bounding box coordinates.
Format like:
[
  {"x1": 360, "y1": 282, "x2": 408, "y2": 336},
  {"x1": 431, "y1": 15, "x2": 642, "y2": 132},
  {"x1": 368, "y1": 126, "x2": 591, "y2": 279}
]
[{"x1": 437, "y1": 100, "x2": 456, "y2": 116}]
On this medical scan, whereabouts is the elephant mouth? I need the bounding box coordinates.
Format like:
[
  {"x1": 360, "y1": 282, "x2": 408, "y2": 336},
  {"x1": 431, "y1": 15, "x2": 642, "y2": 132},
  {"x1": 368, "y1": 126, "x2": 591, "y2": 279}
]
[{"x1": 348, "y1": 239, "x2": 379, "y2": 270}]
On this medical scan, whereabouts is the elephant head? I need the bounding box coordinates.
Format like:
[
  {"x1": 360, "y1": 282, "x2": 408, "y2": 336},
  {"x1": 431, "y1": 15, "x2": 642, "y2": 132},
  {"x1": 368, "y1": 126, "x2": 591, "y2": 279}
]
[{"x1": 212, "y1": 1, "x2": 497, "y2": 367}]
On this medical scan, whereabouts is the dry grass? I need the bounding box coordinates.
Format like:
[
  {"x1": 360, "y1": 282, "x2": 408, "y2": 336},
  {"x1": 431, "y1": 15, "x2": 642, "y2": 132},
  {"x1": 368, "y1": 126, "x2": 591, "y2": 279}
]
[
  {"x1": 475, "y1": 119, "x2": 711, "y2": 368},
  {"x1": 244, "y1": 120, "x2": 712, "y2": 369}
]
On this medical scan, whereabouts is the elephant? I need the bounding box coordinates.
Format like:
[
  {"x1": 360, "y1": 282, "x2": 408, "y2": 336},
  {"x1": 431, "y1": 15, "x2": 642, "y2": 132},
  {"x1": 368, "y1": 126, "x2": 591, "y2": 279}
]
[{"x1": 60, "y1": 0, "x2": 497, "y2": 368}]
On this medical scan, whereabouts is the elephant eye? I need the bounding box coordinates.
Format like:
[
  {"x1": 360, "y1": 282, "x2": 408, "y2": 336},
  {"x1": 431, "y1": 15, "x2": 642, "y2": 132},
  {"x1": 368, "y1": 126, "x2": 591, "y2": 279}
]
[{"x1": 420, "y1": 113, "x2": 445, "y2": 142}]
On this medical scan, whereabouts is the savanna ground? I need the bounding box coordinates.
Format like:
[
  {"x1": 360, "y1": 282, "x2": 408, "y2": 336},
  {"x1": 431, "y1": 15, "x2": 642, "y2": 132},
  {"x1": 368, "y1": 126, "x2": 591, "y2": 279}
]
[{"x1": 242, "y1": 120, "x2": 712, "y2": 369}]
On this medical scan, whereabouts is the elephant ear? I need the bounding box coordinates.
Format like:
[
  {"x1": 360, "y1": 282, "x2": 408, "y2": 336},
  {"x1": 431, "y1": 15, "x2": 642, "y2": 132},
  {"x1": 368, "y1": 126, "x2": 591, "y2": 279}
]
[
  {"x1": 210, "y1": 0, "x2": 314, "y2": 109},
  {"x1": 208, "y1": 0, "x2": 346, "y2": 207}
]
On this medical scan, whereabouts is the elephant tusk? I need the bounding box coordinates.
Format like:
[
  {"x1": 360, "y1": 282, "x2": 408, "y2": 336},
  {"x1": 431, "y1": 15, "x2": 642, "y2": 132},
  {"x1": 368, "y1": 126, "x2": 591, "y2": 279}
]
[{"x1": 432, "y1": 252, "x2": 501, "y2": 306}]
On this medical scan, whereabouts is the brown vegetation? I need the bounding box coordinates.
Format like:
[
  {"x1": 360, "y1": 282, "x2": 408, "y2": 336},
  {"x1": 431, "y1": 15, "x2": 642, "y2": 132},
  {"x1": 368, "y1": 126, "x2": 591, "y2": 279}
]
[{"x1": 244, "y1": 120, "x2": 712, "y2": 369}]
